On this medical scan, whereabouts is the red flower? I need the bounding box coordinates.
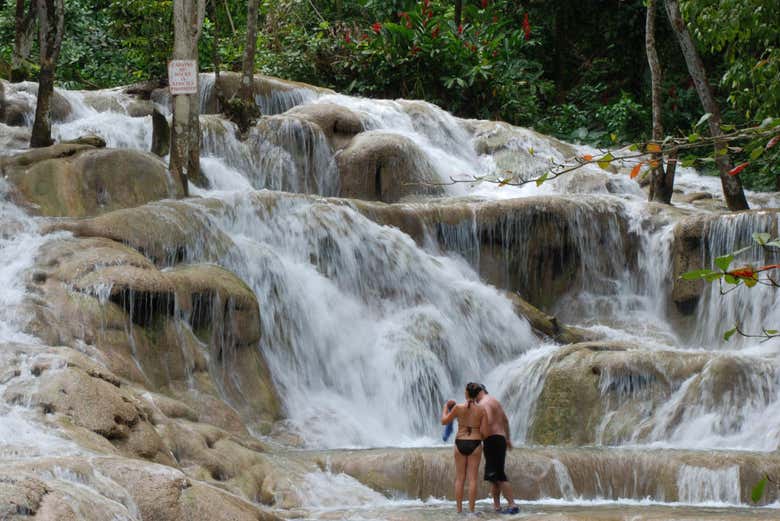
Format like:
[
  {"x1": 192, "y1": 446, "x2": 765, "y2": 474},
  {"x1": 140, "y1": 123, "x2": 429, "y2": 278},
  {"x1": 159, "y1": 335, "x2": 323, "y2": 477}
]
[
  {"x1": 457, "y1": 24, "x2": 463, "y2": 35},
  {"x1": 344, "y1": 31, "x2": 352, "y2": 44},
  {"x1": 431, "y1": 25, "x2": 440, "y2": 38},
  {"x1": 481, "y1": 0, "x2": 489, "y2": 8},
  {"x1": 371, "y1": 22, "x2": 382, "y2": 33},
  {"x1": 423, "y1": 0, "x2": 430, "y2": 7},
  {"x1": 522, "y1": 13, "x2": 531, "y2": 40}
]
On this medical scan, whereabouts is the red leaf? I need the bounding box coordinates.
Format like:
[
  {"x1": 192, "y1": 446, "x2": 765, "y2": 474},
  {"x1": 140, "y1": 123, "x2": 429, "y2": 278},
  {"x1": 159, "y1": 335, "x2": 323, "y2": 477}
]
[
  {"x1": 730, "y1": 267, "x2": 755, "y2": 278},
  {"x1": 582, "y1": 154, "x2": 593, "y2": 161},
  {"x1": 767, "y1": 135, "x2": 780, "y2": 150},
  {"x1": 630, "y1": 163, "x2": 642, "y2": 179},
  {"x1": 728, "y1": 162, "x2": 750, "y2": 176}
]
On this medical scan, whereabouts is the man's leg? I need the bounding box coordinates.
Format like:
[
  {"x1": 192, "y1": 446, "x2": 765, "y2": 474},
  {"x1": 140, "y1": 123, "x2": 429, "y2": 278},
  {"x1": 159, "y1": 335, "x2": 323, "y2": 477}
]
[{"x1": 499, "y1": 481, "x2": 517, "y2": 508}]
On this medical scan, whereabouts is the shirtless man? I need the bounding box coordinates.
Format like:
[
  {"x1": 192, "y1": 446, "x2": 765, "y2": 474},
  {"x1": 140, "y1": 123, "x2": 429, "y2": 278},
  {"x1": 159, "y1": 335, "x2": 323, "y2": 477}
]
[{"x1": 475, "y1": 384, "x2": 519, "y2": 514}]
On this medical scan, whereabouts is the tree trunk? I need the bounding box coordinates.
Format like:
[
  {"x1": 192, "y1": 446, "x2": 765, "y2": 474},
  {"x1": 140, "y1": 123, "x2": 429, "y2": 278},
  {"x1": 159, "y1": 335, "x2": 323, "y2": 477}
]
[
  {"x1": 454, "y1": 0, "x2": 463, "y2": 28},
  {"x1": 664, "y1": 0, "x2": 749, "y2": 211},
  {"x1": 30, "y1": 0, "x2": 63, "y2": 148},
  {"x1": 646, "y1": 0, "x2": 673, "y2": 204},
  {"x1": 239, "y1": 0, "x2": 258, "y2": 102},
  {"x1": 12, "y1": 0, "x2": 37, "y2": 82},
  {"x1": 170, "y1": 0, "x2": 206, "y2": 196},
  {"x1": 207, "y1": 0, "x2": 223, "y2": 112}
]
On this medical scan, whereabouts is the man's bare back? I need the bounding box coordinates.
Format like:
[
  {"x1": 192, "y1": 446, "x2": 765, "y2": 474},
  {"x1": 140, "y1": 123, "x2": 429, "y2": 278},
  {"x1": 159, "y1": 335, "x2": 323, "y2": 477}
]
[{"x1": 479, "y1": 393, "x2": 510, "y2": 443}]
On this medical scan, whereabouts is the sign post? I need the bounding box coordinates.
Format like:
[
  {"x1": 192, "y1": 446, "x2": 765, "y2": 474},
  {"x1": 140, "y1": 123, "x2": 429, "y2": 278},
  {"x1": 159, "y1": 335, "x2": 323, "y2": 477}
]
[{"x1": 167, "y1": 60, "x2": 198, "y2": 95}]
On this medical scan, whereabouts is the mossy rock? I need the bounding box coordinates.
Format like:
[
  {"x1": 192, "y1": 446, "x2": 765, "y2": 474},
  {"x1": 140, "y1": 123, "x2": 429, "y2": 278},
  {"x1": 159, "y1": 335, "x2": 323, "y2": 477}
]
[{"x1": 4, "y1": 146, "x2": 182, "y2": 217}]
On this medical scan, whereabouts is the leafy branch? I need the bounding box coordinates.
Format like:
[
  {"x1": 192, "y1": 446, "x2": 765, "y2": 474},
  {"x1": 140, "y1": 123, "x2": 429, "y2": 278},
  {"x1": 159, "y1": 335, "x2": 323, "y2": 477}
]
[
  {"x1": 418, "y1": 118, "x2": 780, "y2": 189},
  {"x1": 682, "y1": 232, "x2": 780, "y2": 342}
]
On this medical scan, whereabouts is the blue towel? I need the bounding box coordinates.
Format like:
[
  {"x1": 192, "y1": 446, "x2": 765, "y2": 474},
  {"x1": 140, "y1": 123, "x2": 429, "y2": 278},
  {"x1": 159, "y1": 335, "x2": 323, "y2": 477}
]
[{"x1": 442, "y1": 403, "x2": 456, "y2": 441}]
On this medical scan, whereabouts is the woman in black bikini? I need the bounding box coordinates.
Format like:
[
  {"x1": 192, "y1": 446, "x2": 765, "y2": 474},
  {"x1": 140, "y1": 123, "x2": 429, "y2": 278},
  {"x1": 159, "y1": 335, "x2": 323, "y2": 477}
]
[{"x1": 441, "y1": 382, "x2": 487, "y2": 513}]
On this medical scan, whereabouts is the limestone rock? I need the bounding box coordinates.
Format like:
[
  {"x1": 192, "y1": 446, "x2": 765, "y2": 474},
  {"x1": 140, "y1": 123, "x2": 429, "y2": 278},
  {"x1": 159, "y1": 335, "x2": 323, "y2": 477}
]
[
  {"x1": 321, "y1": 446, "x2": 780, "y2": 505},
  {"x1": 286, "y1": 102, "x2": 364, "y2": 150},
  {"x1": 25, "y1": 234, "x2": 281, "y2": 429},
  {"x1": 528, "y1": 343, "x2": 711, "y2": 445},
  {"x1": 46, "y1": 198, "x2": 233, "y2": 265},
  {"x1": 3, "y1": 146, "x2": 182, "y2": 217},
  {"x1": 671, "y1": 214, "x2": 707, "y2": 315},
  {"x1": 337, "y1": 131, "x2": 444, "y2": 203},
  {"x1": 353, "y1": 195, "x2": 635, "y2": 309},
  {"x1": 506, "y1": 292, "x2": 599, "y2": 344}
]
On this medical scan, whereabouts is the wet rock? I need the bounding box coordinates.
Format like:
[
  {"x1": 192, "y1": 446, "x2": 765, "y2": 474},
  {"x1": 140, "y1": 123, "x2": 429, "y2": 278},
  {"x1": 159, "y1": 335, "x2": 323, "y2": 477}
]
[
  {"x1": 46, "y1": 198, "x2": 233, "y2": 266},
  {"x1": 25, "y1": 234, "x2": 280, "y2": 429},
  {"x1": 125, "y1": 79, "x2": 167, "y2": 99},
  {"x1": 528, "y1": 343, "x2": 711, "y2": 445},
  {"x1": 61, "y1": 135, "x2": 107, "y2": 148},
  {"x1": 677, "y1": 191, "x2": 713, "y2": 204},
  {"x1": 0, "y1": 122, "x2": 30, "y2": 151},
  {"x1": 286, "y1": 102, "x2": 364, "y2": 150},
  {"x1": 471, "y1": 121, "x2": 577, "y2": 183},
  {"x1": 0, "y1": 476, "x2": 48, "y2": 519},
  {"x1": 213, "y1": 72, "x2": 331, "y2": 115},
  {"x1": 505, "y1": 292, "x2": 599, "y2": 344},
  {"x1": 1, "y1": 96, "x2": 29, "y2": 126},
  {"x1": 320, "y1": 446, "x2": 780, "y2": 505},
  {"x1": 253, "y1": 115, "x2": 340, "y2": 195},
  {"x1": 151, "y1": 108, "x2": 170, "y2": 157},
  {"x1": 4, "y1": 81, "x2": 72, "y2": 121},
  {"x1": 354, "y1": 195, "x2": 635, "y2": 309},
  {"x1": 337, "y1": 131, "x2": 445, "y2": 203},
  {"x1": 3, "y1": 146, "x2": 182, "y2": 217}
]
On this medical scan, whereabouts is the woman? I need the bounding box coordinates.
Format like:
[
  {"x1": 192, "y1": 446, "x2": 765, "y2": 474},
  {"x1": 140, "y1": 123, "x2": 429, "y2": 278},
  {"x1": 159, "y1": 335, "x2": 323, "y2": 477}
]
[{"x1": 441, "y1": 382, "x2": 487, "y2": 514}]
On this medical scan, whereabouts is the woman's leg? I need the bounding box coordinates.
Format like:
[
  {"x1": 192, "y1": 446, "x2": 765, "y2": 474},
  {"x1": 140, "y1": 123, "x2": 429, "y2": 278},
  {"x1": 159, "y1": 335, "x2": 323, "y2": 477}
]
[
  {"x1": 454, "y1": 446, "x2": 467, "y2": 513},
  {"x1": 466, "y1": 445, "x2": 483, "y2": 512}
]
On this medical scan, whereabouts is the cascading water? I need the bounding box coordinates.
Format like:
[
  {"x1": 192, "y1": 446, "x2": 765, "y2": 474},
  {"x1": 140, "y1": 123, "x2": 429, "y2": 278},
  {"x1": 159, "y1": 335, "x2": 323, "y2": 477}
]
[
  {"x1": 4, "y1": 75, "x2": 780, "y2": 518},
  {"x1": 202, "y1": 192, "x2": 536, "y2": 447}
]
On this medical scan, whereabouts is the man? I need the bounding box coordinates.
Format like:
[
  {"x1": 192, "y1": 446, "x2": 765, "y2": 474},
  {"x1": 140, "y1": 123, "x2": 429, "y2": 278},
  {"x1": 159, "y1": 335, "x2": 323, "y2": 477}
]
[{"x1": 476, "y1": 384, "x2": 519, "y2": 514}]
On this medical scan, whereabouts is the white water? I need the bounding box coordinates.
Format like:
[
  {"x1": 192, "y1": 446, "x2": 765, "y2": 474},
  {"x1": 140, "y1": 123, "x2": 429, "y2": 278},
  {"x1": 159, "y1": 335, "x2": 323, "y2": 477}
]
[
  {"x1": 7, "y1": 77, "x2": 780, "y2": 452},
  {"x1": 3, "y1": 77, "x2": 780, "y2": 515},
  {"x1": 677, "y1": 465, "x2": 741, "y2": 505}
]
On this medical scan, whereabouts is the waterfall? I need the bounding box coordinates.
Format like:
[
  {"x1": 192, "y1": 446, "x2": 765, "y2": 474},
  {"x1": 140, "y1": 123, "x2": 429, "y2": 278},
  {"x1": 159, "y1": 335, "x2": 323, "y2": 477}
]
[
  {"x1": 677, "y1": 465, "x2": 741, "y2": 505},
  {"x1": 4, "y1": 75, "x2": 780, "y2": 517},
  {"x1": 694, "y1": 211, "x2": 780, "y2": 350},
  {"x1": 202, "y1": 192, "x2": 536, "y2": 447}
]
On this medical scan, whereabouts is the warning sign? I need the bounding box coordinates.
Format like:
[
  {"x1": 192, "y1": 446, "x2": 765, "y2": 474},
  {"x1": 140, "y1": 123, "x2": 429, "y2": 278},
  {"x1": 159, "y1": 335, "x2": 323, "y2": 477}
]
[{"x1": 168, "y1": 60, "x2": 198, "y2": 95}]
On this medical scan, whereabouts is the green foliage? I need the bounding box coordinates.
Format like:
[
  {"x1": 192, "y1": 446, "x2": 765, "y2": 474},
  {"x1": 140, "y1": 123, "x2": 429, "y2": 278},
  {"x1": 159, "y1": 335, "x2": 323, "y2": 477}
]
[{"x1": 752, "y1": 477, "x2": 768, "y2": 503}]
